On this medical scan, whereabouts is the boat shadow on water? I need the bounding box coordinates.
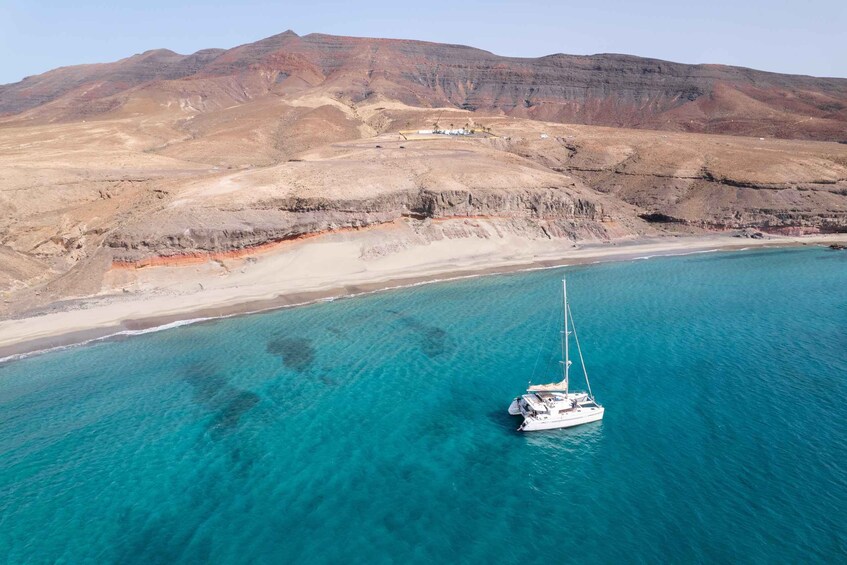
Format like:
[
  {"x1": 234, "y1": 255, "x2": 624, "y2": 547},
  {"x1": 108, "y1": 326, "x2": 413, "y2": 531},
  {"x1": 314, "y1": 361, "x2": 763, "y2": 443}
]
[{"x1": 486, "y1": 409, "x2": 524, "y2": 433}]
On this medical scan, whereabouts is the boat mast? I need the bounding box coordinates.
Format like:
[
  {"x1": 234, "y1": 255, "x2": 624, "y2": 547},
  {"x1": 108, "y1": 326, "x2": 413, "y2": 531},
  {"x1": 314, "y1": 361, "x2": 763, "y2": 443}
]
[{"x1": 562, "y1": 277, "x2": 570, "y2": 395}]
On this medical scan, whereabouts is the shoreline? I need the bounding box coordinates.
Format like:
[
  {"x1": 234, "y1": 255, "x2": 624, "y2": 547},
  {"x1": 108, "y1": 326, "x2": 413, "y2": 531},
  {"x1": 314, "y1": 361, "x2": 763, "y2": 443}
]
[{"x1": 1, "y1": 233, "x2": 844, "y2": 364}]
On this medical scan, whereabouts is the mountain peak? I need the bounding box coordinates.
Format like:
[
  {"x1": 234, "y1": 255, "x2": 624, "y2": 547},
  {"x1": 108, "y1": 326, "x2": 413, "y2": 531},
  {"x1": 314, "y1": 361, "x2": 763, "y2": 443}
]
[{"x1": 273, "y1": 29, "x2": 299, "y2": 39}]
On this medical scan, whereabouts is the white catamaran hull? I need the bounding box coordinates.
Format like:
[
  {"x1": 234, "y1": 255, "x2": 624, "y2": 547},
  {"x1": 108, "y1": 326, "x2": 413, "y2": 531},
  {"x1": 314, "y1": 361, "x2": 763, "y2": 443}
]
[
  {"x1": 518, "y1": 406, "x2": 604, "y2": 431},
  {"x1": 508, "y1": 398, "x2": 520, "y2": 416}
]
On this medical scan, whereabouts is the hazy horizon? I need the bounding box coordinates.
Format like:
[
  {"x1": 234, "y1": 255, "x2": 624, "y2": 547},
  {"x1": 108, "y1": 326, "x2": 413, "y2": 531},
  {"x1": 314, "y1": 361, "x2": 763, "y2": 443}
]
[{"x1": 1, "y1": 0, "x2": 845, "y2": 85}]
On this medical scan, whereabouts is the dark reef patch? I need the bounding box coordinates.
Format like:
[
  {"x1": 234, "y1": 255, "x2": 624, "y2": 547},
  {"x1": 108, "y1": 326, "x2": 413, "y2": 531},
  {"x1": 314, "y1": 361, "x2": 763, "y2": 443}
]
[
  {"x1": 183, "y1": 363, "x2": 229, "y2": 404},
  {"x1": 327, "y1": 327, "x2": 345, "y2": 338},
  {"x1": 319, "y1": 375, "x2": 339, "y2": 387},
  {"x1": 208, "y1": 391, "x2": 261, "y2": 438},
  {"x1": 113, "y1": 506, "x2": 212, "y2": 564},
  {"x1": 386, "y1": 310, "x2": 452, "y2": 358},
  {"x1": 267, "y1": 336, "x2": 316, "y2": 372},
  {"x1": 417, "y1": 326, "x2": 448, "y2": 358},
  {"x1": 182, "y1": 364, "x2": 262, "y2": 439}
]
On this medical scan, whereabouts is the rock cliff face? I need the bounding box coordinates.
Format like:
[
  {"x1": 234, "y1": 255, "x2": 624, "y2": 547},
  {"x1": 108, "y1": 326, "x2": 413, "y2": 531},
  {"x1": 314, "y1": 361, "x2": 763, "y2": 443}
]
[
  {"x1": 2, "y1": 31, "x2": 846, "y2": 140},
  {"x1": 499, "y1": 126, "x2": 847, "y2": 233},
  {"x1": 104, "y1": 187, "x2": 610, "y2": 262}
]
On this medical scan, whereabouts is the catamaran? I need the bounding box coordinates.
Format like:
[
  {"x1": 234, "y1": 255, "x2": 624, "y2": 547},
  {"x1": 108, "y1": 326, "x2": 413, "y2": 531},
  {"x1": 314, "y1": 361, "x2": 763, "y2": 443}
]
[{"x1": 508, "y1": 277, "x2": 604, "y2": 431}]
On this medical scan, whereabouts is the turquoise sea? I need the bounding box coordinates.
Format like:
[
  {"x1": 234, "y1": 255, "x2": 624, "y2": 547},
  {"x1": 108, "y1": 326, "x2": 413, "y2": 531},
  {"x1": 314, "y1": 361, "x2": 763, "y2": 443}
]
[{"x1": 1, "y1": 247, "x2": 846, "y2": 563}]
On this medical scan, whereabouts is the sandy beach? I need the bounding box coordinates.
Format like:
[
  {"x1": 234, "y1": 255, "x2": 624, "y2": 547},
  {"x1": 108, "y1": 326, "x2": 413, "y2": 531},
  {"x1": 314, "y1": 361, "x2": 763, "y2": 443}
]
[{"x1": 2, "y1": 227, "x2": 844, "y2": 362}]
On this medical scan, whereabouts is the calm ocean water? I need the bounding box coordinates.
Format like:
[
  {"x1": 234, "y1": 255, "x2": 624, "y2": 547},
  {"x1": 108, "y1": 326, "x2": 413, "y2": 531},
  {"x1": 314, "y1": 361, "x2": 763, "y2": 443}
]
[{"x1": 1, "y1": 247, "x2": 846, "y2": 563}]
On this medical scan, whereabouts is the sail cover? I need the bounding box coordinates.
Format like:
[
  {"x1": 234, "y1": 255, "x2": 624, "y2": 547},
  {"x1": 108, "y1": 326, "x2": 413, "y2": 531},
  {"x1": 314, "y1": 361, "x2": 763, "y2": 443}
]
[{"x1": 527, "y1": 379, "x2": 568, "y2": 392}]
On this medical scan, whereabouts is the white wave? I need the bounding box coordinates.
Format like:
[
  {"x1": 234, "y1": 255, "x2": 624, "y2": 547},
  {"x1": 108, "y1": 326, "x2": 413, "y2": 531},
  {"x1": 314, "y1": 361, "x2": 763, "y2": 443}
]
[
  {"x1": 515, "y1": 263, "x2": 571, "y2": 273},
  {"x1": 630, "y1": 248, "x2": 720, "y2": 262},
  {"x1": 0, "y1": 317, "x2": 215, "y2": 366},
  {"x1": 670, "y1": 248, "x2": 720, "y2": 256},
  {"x1": 105, "y1": 317, "x2": 214, "y2": 337},
  {"x1": 0, "y1": 344, "x2": 80, "y2": 365}
]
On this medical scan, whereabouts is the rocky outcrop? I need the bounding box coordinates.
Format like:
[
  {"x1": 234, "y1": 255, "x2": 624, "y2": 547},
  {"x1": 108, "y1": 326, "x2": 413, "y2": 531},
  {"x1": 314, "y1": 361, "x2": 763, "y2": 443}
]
[
  {"x1": 498, "y1": 130, "x2": 847, "y2": 233},
  {"x1": 251, "y1": 188, "x2": 601, "y2": 218},
  {"x1": 575, "y1": 171, "x2": 847, "y2": 233},
  {"x1": 104, "y1": 187, "x2": 608, "y2": 262}
]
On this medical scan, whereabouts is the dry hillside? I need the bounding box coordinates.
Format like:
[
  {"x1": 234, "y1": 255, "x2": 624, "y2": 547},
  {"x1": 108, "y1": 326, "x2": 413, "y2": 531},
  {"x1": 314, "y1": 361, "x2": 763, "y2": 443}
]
[{"x1": 1, "y1": 31, "x2": 846, "y2": 317}]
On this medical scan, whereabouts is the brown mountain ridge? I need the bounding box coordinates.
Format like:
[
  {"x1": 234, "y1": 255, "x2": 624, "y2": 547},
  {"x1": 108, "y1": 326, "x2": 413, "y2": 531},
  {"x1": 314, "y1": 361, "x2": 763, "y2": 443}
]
[{"x1": 2, "y1": 30, "x2": 846, "y2": 140}]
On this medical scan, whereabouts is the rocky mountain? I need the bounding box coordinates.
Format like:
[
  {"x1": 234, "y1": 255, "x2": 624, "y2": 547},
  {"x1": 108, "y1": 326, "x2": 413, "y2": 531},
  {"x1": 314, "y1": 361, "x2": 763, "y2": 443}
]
[
  {"x1": 1, "y1": 31, "x2": 846, "y2": 319},
  {"x1": 2, "y1": 31, "x2": 846, "y2": 141}
]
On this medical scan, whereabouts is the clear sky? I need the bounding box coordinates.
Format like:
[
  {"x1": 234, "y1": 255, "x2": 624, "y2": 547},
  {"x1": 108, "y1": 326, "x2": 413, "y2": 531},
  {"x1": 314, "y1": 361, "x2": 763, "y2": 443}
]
[{"x1": 2, "y1": 0, "x2": 845, "y2": 84}]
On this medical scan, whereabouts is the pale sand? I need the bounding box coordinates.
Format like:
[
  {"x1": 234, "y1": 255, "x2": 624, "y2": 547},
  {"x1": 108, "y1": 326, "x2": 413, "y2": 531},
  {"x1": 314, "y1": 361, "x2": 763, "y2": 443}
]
[{"x1": 1, "y1": 227, "x2": 844, "y2": 361}]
